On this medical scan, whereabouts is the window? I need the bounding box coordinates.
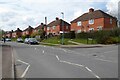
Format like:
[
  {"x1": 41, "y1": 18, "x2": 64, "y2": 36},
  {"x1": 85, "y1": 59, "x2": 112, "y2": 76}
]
[
  {"x1": 66, "y1": 26, "x2": 69, "y2": 29},
  {"x1": 97, "y1": 26, "x2": 102, "y2": 31},
  {"x1": 89, "y1": 28, "x2": 94, "y2": 32},
  {"x1": 110, "y1": 18, "x2": 112, "y2": 24},
  {"x1": 89, "y1": 19, "x2": 94, "y2": 24},
  {"x1": 77, "y1": 30, "x2": 81, "y2": 33},
  {"x1": 52, "y1": 26, "x2": 56, "y2": 29},
  {"x1": 47, "y1": 27, "x2": 50, "y2": 30},
  {"x1": 77, "y1": 21, "x2": 82, "y2": 26}
]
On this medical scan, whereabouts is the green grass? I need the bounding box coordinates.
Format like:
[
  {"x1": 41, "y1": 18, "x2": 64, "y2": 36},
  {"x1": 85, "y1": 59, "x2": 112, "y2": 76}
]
[
  {"x1": 42, "y1": 37, "x2": 76, "y2": 45},
  {"x1": 71, "y1": 38, "x2": 97, "y2": 44}
]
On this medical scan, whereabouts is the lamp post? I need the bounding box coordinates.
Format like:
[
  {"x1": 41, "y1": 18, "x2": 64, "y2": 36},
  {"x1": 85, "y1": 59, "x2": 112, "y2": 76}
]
[{"x1": 61, "y1": 12, "x2": 64, "y2": 45}]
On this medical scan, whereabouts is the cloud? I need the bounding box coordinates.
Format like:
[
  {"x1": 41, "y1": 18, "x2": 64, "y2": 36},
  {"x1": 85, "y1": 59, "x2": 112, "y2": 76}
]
[
  {"x1": 0, "y1": 0, "x2": 119, "y2": 31},
  {"x1": 106, "y1": 0, "x2": 120, "y2": 18}
]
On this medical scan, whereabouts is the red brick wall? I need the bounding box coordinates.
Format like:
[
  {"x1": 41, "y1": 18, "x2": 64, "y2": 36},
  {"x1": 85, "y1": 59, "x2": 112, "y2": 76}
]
[
  {"x1": 104, "y1": 18, "x2": 117, "y2": 30},
  {"x1": 71, "y1": 18, "x2": 117, "y2": 33}
]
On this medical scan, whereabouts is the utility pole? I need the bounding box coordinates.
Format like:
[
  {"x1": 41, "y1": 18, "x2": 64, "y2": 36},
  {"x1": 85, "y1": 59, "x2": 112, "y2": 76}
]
[{"x1": 61, "y1": 12, "x2": 64, "y2": 45}]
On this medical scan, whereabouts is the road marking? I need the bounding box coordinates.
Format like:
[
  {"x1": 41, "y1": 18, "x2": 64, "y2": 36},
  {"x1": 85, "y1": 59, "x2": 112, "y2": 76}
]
[
  {"x1": 85, "y1": 67, "x2": 92, "y2": 72},
  {"x1": 17, "y1": 60, "x2": 29, "y2": 65},
  {"x1": 17, "y1": 59, "x2": 30, "y2": 78},
  {"x1": 11, "y1": 48, "x2": 15, "y2": 78},
  {"x1": 56, "y1": 55, "x2": 60, "y2": 61},
  {"x1": 95, "y1": 58, "x2": 117, "y2": 63},
  {"x1": 85, "y1": 67, "x2": 100, "y2": 79},
  {"x1": 21, "y1": 65, "x2": 30, "y2": 78},
  {"x1": 43, "y1": 50, "x2": 45, "y2": 53},
  {"x1": 60, "y1": 60, "x2": 84, "y2": 67},
  {"x1": 56, "y1": 55, "x2": 100, "y2": 79}
]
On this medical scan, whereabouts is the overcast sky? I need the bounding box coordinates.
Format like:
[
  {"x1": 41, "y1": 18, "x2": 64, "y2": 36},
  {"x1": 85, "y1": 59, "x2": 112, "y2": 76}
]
[{"x1": 0, "y1": 0, "x2": 119, "y2": 31}]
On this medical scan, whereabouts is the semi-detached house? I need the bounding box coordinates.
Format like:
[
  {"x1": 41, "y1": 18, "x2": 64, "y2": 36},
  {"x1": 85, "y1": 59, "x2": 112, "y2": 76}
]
[
  {"x1": 71, "y1": 8, "x2": 118, "y2": 33},
  {"x1": 46, "y1": 17, "x2": 71, "y2": 36}
]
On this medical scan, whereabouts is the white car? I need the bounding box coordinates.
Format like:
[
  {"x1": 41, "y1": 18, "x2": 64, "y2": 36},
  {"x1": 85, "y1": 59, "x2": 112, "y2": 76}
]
[
  {"x1": 24, "y1": 38, "x2": 29, "y2": 44},
  {"x1": 6, "y1": 38, "x2": 11, "y2": 41},
  {"x1": 17, "y1": 38, "x2": 23, "y2": 43}
]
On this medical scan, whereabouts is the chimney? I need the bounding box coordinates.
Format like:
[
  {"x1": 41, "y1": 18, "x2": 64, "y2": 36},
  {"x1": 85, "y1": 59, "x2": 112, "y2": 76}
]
[
  {"x1": 89, "y1": 8, "x2": 94, "y2": 13},
  {"x1": 56, "y1": 17, "x2": 59, "y2": 20},
  {"x1": 41, "y1": 23, "x2": 44, "y2": 25},
  {"x1": 45, "y1": 17, "x2": 47, "y2": 25},
  {"x1": 17, "y1": 28, "x2": 20, "y2": 30}
]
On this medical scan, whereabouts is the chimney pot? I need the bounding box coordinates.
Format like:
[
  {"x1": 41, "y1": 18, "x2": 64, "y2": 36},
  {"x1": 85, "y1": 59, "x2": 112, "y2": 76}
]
[
  {"x1": 56, "y1": 17, "x2": 59, "y2": 20},
  {"x1": 89, "y1": 8, "x2": 94, "y2": 12}
]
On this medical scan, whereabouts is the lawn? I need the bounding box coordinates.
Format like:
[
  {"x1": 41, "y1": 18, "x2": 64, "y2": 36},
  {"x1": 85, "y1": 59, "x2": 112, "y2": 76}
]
[
  {"x1": 42, "y1": 37, "x2": 76, "y2": 45},
  {"x1": 71, "y1": 38, "x2": 97, "y2": 44}
]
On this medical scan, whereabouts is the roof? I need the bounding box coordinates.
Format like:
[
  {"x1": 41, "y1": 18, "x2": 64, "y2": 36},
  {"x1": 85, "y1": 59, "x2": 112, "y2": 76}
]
[
  {"x1": 34, "y1": 23, "x2": 45, "y2": 30},
  {"x1": 71, "y1": 10, "x2": 117, "y2": 23},
  {"x1": 47, "y1": 19, "x2": 70, "y2": 27},
  {"x1": 15, "y1": 28, "x2": 22, "y2": 32},
  {"x1": 23, "y1": 26, "x2": 34, "y2": 31}
]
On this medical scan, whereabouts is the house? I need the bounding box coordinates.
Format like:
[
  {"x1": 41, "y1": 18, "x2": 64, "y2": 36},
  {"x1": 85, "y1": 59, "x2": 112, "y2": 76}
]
[
  {"x1": 12, "y1": 28, "x2": 22, "y2": 38},
  {"x1": 46, "y1": 17, "x2": 71, "y2": 36},
  {"x1": 33, "y1": 23, "x2": 45, "y2": 34},
  {"x1": 22, "y1": 26, "x2": 34, "y2": 37},
  {"x1": 71, "y1": 8, "x2": 118, "y2": 33},
  {"x1": 4, "y1": 31, "x2": 12, "y2": 38}
]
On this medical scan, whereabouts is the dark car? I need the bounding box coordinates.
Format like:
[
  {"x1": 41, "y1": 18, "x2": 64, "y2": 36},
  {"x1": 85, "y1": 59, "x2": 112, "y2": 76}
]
[
  {"x1": 27, "y1": 38, "x2": 39, "y2": 45},
  {"x1": 17, "y1": 38, "x2": 23, "y2": 43}
]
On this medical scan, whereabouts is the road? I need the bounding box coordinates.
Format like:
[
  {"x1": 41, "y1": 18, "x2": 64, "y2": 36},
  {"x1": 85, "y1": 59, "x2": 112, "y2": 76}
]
[{"x1": 0, "y1": 41, "x2": 118, "y2": 79}]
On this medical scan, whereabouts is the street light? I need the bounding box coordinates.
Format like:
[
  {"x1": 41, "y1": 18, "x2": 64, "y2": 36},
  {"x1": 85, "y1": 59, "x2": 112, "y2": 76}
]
[{"x1": 61, "y1": 12, "x2": 64, "y2": 45}]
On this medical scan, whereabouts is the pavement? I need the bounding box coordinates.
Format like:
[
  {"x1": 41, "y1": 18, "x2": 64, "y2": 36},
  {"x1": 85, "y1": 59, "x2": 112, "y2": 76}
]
[{"x1": 0, "y1": 41, "x2": 119, "y2": 79}]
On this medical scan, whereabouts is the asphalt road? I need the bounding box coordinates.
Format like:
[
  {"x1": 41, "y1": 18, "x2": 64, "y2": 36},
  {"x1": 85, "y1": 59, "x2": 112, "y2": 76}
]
[{"x1": 0, "y1": 41, "x2": 118, "y2": 79}]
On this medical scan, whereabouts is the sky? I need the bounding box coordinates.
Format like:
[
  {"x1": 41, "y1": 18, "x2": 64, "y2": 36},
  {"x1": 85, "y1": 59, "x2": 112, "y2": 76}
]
[{"x1": 0, "y1": 0, "x2": 119, "y2": 31}]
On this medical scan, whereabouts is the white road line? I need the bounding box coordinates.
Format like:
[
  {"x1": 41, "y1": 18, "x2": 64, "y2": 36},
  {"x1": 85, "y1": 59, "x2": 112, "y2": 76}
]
[
  {"x1": 85, "y1": 67, "x2": 100, "y2": 79},
  {"x1": 17, "y1": 59, "x2": 29, "y2": 65},
  {"x1": 55, "y1": 55, "x2": 100, "y2": 79},
  {"x1": 43, "y1": 50, "x2": 45, "y2": 53},
  {"x1": 95, "y1": 58, "x2": 117, "y2": 63},
  {"x1": 56, "y1": 55, "x2": 60, "y2": 61},
  {"x1": 21, "y1": 65, "x2": 30, "y2": 78},
  {"x1": 85, "y1": 67, "x2": 92, "y2": 72},
  {"x1": 11, "y1": 48, "x2": 15, "y2": 78},
  {"x1": 17, "y1": 59, "x2": 30, "y2": 78}
]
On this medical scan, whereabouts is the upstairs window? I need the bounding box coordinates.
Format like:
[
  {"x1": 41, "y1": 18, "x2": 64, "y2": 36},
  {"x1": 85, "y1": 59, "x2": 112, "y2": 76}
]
[
  {"x1": 110, "y1": 18, "x2": 112, "y2": 24},
  {"x1": 47, "y1": 27, "x2": 50, "y2": 30},
  {"x1": 89, "y1": 19, "x2": 94, "y2": 24},
  {"x1": 66, "y1": 26, "x2": 69, "y2": 29},
  {"x1": 52, "y1": 26, "x2": 56, "y2": 29},
  {"x1": 77, "y1": 21, "x2": 82, "y2": 26}
]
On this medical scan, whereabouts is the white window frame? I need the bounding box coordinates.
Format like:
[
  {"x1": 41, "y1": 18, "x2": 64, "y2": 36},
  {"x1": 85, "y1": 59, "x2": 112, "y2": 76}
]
[
  {"x1": 47, "y1": 27, "x2": 50, "y2": 30},
  {"x1": 66, "y1": 26, "x2": 69, "y2": 29},
  {"x1": 89, "y1": 28, "x2": 94, "y2": 31},
  {"x1": 77, "y1": 30, "x2": 81, "y2": 33},
  {"x1": 110, "y1": 18, "x2": 112, "y2": 24},
  {"x1": 97, "y1": 26, "x2": 102, "y2": 31},
  {"x1": 77, "y1": 21, "x2": 82, "y2": 26},
  {"x1": 52, "y1": 26, "x2": 56, "y2": 29},
  {"x1": 89, "y1": 19, "x2": 94, "y2": 24}
]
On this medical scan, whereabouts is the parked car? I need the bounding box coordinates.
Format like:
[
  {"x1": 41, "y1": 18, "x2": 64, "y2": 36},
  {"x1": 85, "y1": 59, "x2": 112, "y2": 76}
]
[
  {"x1": 27, "y1": 38, "x2": 39, "y2": 45},
  {"x1": 6, "y1": 38, "x2": 11, "y2": 41},
  {"x1": 17, "y1": 38, "x2": 23, "y2": 43},
  {"x1": 24, "y1": 38, "x2": 29, "y2": 44}
]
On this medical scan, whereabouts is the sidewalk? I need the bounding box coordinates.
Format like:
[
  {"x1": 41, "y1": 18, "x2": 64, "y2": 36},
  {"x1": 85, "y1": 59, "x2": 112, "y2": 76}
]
[{"x1": 39, "y1": 42, "x2": 115, "y2": 48}]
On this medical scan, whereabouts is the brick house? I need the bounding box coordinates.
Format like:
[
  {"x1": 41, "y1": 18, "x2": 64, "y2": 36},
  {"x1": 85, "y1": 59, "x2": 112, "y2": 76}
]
[
  {"x1": 46, "y1": 17, "x2": 71, "y2": 35},
  {"x1": 71, "y1": 8, "x2": 118, "y2": 33},
  {"x1": 33, "y1": 23, "x2": 45, "y2": 34},
  {"x1": 22, "y1": 26, "x2": 34, "y2": 37},
  {"x1": 4, "y1": 31, "x2": 12, "y2": 38},
  {"x1": 12, "y1": 28, "x2": 22, "y2": 38}
]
